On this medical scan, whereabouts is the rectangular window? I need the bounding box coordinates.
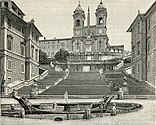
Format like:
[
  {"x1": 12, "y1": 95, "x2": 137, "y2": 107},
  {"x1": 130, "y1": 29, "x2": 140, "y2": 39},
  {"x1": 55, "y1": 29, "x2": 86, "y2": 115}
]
[
  {"x1": 147, "y1": 18, "x2": 151, "y2": 30},
  {"x1": 147, "y1": 40, "x2": 150, "y2": 52},
  {"x1": 132, "y1": 29, "x2": 135, "y2": 39},
  {"x1": 12, "y1": 5, "x2": 16, "y2": 12},
  {"x1": 31, "y1": 31, "x2": 34, "y2": 39},
  {"x1": 147, "y1": 61, "x2": 150, "y2": 71},
  {"x1": 21, "y1": 27, "x2": 25, "y2": 36},
  {"x1": 7, "y1": 59, "x2": 12, "y2": 70},
  {"x1": 21, "y1": 63, "x2": 25, "y2": 73},
  {"x1": 35, "y1": 35, "x2": 38, "y2": 42},
  {"x1": 36, "y1": 66, "x2": 38, "y2": 73},
  {"x1": 133, "y1": 28, "x2": 136, "y2": 39},
  {"x1": 8, "y1": 18, "x2": 12, "y2": 30},
  {"x1": 7, "y1": 39, "x2": 12, "y2": 50},
  {"x1": 4, "y1": 2, "x2": 8, "y2": 8},
  {"x1": 17, "y1": 25, "x2": 21, "y2": 32},
  {"x1": 137, "y1": 64, "x2": 140, "y2": 73},
  {"x1": 137, "y1": 22, "x2": 140, "y2": 35},
  {"x1": 99, "y1": 41, "x2": 102, "y2": 50},
  {"x1": 76, "y1": 42, "x2": 79, "y2": 49},
  {"x1": 31, "y1": 46, "x2": 34, "y2": 58},
  {"x1": 137, "y1": 42, "x2": 140, "y2": 55},
  {"x1": 35, "y1": 49, "x2": 38, "y2": 60},
  {"x1": 133, "y1": 47, "x2": 135, "y2": 57},
  {"x1": 20, "y1": 44, "x2": 25, "y2": 56}
]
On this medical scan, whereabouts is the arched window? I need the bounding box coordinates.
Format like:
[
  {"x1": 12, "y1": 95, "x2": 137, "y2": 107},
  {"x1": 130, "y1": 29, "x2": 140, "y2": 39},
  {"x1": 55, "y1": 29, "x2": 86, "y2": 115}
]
[
  {"x1": 72, "y1": 41, "x2": 74, "y2": 50},
  {"x1": 7, "y1": 35, "x2": 13, "y2": 50},
  {"x1": 76, "y1": 41, "x2": 79, "y2": 49},
  {"x1": 76, "y1": 19, "x2": 80, "y2": 27},
  {"x1": 99, "y1": 17, "x2": 103, "y2": 24},
  {"x1": 99, "y1": 40, "x2": 102, "y2": 50}
]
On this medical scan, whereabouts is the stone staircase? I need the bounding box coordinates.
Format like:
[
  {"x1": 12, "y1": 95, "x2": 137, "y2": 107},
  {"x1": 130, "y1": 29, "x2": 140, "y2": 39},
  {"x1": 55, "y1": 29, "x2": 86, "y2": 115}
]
[
  {"x1": 104, "y1": 70, "x2": 155, "y2": 95},
  {"x1": 40, "y1": 71, "x2": 111, "y2": 95},
  {"x1": 17, "y1": 65, "x2": 66, "y2": 96}
]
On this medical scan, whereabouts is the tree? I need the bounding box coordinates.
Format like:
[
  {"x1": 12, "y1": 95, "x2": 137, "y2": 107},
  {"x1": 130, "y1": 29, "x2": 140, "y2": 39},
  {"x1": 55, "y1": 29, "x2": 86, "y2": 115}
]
[
  {"x1": 39, "y1": 50, "x2": 50, "y2": 64},
  {"x1": 54, "y1": 48, "x2": 69, "y2": 63}
]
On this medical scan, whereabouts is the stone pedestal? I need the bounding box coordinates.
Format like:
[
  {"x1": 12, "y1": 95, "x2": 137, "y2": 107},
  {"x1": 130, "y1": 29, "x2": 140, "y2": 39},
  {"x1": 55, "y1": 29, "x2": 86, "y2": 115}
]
[
  {"x1": 11, "y1": 104, "x2": 15, "y2": 110},
  {"x1": 117, "y1": 88, "x2": 123, "y2": 100},
  {"x1": 4, "y1": 84, "x2": 9, "y2": 95},
  {"x1": 12, "y1": 89, "x2": 18, "y2": 97},
  {"x1": 53, "y1": 101, "x2": 57, "y2": 110},
  {"x1": 84, "y1": 107, "x2": 91, "y2": 119},
  {"x1": 67, "y1": 112, "x2": 70, "y2": 120},
  {"x1": 122, "y1": 77, "x2": 129, "y2": 95},
  {"x1": 122, "y1": 86, "x2": 129, "y2": 95},
  {"x1": 30, "y1": 91, "x2": 36, "y2": 99},
  {"x1": 30, "y1": 83, "x2": 39, "y2": 98},
  {"x1": 111, "y1": 103, "x2": 117, "y2": 116},
  {"x1": 19, "y1": 108, "x2": 25, "y2": 118}
]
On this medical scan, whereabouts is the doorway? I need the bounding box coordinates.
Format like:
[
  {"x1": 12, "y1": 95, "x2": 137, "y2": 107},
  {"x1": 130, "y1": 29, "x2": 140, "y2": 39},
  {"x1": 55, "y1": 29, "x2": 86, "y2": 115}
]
[{"x1": 82, "y1": 66, "x2": 90, "y2": 72}]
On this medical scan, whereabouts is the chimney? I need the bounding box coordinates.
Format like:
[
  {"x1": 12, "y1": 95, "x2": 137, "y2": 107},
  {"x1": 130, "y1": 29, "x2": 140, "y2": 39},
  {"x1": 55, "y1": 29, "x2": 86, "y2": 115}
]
[{"x1": 31, "y1": 18, "x2": 35, "y2": 23}]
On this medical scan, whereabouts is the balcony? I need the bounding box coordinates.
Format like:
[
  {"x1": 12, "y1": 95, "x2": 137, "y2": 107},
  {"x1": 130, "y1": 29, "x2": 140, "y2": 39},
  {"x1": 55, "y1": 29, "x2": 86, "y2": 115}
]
[{"x1": 68, "y1": 59, "x2": 103, "y2": 65}]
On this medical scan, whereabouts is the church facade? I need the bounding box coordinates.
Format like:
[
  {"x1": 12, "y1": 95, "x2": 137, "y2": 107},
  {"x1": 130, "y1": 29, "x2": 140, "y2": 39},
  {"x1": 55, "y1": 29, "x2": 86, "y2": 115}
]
[{"x1": 40, "y1": 1, "x2": 124, "y2": 72}]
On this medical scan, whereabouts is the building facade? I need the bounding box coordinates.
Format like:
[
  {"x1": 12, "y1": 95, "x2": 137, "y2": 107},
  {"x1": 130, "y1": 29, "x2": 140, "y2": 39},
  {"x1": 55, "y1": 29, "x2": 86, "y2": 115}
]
[
  {"x1": 40, "y1": 1, "x2": 125, "y2": 72},
  {"x1": 0, "y1": 0, "x2": 42, "y2": 95},
  {"x1": 127, "y1": 1, "x2": 156, "y2": 86}
]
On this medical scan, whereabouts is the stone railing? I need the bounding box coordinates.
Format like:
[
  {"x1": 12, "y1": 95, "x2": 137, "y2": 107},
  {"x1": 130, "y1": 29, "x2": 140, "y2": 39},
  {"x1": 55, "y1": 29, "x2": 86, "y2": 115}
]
[
  {"x1": 5, "y1": 67, "x2": 49, "y2": 96},
  {"x1": 7, "y1": 80, "x2": 25, "y2": 94},
  {"x1": 122, "y1": 69, "x2": 142, "y2": 83},
  {"x1": 144, "y1": 81, "x2": 156, "y2": 93},
  {"x1": 39, "y1": 69, "x2": 48, "y2": 80},
  {"x1": 36, "y1": 94, "x2": 155, "y2": 100},
  {"x1": 7, "y1": 76, "x2": 39, "y2": 95},
  {"x1": 68, "y1": 60, "x2": 103, "y2": 65},
  {"x1": 121, "y1": 69, "x2": 155, "y2": 93},
  {"x1": 24, "y1": 75, "x2": 40, "y2": 86},
  {"x1": 116, "y1": 61, "x2": 124, "y2": 70}
]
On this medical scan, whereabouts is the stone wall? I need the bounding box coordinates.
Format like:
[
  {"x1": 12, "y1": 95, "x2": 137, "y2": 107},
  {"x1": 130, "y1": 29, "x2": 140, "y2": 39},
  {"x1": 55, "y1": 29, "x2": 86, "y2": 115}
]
[
  {"x1": 147, "y1": 8, "x2": 156, "y2": 86},
  {"x1": 6, "y1": 55, "x2": 25, "y2": 83}
]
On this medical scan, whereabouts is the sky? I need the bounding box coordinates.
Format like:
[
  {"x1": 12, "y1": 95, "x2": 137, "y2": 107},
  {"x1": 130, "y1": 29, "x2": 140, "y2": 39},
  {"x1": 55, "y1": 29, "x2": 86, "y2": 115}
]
[{"x1": 13, "y1": 0, "x2": 155, "y2": 51}]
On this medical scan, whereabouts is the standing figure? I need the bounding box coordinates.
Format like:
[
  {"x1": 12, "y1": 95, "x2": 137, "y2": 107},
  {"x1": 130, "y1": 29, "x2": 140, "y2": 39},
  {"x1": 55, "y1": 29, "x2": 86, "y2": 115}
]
[
  {"x1": 111, "y1": 103, "x2": 117, "y2": 116},
  {"x1": 64, "y1": 91, "x2": 68, "y2": 103}
]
